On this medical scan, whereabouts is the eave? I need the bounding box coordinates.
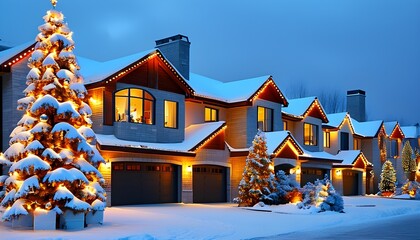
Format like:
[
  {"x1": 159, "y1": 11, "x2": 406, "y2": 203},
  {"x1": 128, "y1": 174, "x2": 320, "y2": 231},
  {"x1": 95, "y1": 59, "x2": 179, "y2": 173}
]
[
  {"x1": 96, "y1": 143, "x2": 196, "y2": 157},
  {"x1": 0, "y1": 43, "x2": 36, "y2": 72}
]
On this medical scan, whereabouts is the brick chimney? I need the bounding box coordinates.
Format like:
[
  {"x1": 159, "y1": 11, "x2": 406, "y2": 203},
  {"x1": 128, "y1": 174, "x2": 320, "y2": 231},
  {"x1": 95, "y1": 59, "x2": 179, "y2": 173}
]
[
  {"x1": 346, "y1": 89, "x2": 366, "y2": 122},
  {"x1": 155, "y1": 34, "x2": 190, "y2": 80}
]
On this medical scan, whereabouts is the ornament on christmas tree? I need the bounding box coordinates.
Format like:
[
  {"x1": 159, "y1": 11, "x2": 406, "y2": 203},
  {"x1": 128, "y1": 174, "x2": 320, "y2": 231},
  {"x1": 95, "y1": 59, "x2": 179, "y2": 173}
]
[{"x1": 40, "y1": 114, "x2": 49, "y2": 123}]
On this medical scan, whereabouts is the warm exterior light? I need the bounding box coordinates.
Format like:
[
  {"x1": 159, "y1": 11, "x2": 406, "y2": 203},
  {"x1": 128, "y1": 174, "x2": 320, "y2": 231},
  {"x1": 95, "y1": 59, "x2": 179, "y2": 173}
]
[
  {"x1": 295, "y1": 167, "x2": 301, "y2": 175},
  {"x1": 336, "y1": 169, "x2": 342, "y2": 176},
  {"x1": 187, "y1": 165, "x2": 192, "y2": 173}
]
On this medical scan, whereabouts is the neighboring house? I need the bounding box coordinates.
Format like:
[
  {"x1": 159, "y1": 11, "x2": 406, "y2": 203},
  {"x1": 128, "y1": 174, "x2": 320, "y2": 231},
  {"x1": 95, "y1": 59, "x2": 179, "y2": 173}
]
[
  {"x1": 322, "y1": 112, "x2": 371, "y2": 195},
  {"x1": 282, "y1": 97, "x2": 343, "y2": 185},
  {"x1": 384, "y1": 121, "x2": 406, "y2": 185},
  {"x1": 351, "y1": 118, "x2": 385, "y2": 194}
]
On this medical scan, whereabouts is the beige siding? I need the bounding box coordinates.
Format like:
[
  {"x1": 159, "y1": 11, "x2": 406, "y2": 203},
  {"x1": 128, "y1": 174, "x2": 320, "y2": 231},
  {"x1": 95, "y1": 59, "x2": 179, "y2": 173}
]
[{"x1": 226, "y1": 107, "x2": 248, "y2": 148}]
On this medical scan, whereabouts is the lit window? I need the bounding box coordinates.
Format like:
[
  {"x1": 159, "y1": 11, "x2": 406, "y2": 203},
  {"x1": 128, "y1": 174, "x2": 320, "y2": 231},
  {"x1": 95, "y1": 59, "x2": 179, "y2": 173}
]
[
  {"x1": 205, "y1": 107, "x2": 218, "y2": 122},
  {"x1": 114, "y1": 88, "x2": 154, "y2": 124},
  {"x1": 283, "y1": 121, "x2": 288, "y2": 131},
  {"x1": 304, "y1": 123, "x2": 318, "y2": 146},
  {"x1": 258, "y1": 106, "x2": 273, "y2": 132},
  {"x1": 164, "y1": 100, "x2": 178, "y2": 128},
  {"x1": 353, "y1": 138, "x2": 361, "y2": 150},
  {"x1": 324, "y1": 131, "x2": 330, "y2": 148}
]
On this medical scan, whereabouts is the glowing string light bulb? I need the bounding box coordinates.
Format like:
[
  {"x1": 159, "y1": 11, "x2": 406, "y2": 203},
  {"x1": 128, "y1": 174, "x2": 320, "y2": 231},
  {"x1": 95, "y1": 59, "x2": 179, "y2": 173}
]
[{"x1": 51, "y1": 0, "x2": 58, "y2": 8}]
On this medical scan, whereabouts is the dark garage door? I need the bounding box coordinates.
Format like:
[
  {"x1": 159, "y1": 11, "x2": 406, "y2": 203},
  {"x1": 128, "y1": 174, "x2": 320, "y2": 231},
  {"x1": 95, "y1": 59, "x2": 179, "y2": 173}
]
[
  {"x1": 193, "y1": 165, "x2": 227, "y2": 203},
  {"x1": 343, "y1": 170, "x2": 359, "y2": 196},
  {"x1": 111, "y1": 162, "x2": 179, "y2": 206},
  {"x1": 301, "y1": 168, "x2": 328, "y2": 186}
]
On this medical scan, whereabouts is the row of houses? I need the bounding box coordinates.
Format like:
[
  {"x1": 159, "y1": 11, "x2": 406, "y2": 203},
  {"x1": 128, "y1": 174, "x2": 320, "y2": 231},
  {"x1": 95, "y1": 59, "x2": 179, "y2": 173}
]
[{"x1": 1, "y1": 35, "x2": 419, "y2": 206}]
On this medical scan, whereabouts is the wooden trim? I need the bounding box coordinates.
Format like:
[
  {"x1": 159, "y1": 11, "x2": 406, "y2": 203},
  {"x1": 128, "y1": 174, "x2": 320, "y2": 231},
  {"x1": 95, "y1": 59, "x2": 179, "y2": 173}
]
[
  {"x1": 189, "y1": 123, "x2": 227, "y2": 151},
  {"x1": 0, "y1": 43, "x2": 36, "y2": 72}
]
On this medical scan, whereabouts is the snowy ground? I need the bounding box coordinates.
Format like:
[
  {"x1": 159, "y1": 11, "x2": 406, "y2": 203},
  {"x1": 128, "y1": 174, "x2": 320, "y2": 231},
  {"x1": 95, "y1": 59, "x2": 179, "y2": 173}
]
[{"x1": 1, "y1": 196, "x2": 420, "y2": 240}]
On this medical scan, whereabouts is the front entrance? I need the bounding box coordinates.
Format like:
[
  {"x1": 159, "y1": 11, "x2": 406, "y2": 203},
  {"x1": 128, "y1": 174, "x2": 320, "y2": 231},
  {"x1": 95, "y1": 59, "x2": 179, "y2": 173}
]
[
  {"x1": 343, "y1": 170, "x2": 359, "y2": 195},
  {"x1": 193, "y1": 165, "x2": 227, "y2": 203},
  {"x1": 111, "y1": 162, "x2": 179, "y2": 206}
]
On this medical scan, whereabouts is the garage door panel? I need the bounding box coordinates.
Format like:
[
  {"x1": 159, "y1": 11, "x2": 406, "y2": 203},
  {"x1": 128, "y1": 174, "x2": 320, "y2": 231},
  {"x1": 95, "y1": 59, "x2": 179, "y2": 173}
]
[
  {"x1": 111, "y1": 162, "x2": 179, "y2": 206},
  {"x1": 193, "y1": 165, "x2": 227, "y2": 203},
  {"x1": 301, "y1": 168, "x2": 328, "y2": 186},
  {"x1": 343, "y1": 170, "x2": 359, "y2": 196}
]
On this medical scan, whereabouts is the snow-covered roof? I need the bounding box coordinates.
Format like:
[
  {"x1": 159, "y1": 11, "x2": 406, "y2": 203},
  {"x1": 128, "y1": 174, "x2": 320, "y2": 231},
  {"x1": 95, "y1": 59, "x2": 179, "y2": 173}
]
[
  {"x1": 264, "y1": 131, "x2": 303, "y2": 155},
  {"x1": 300, "y1": 149, "x2": 342, "y2": 162},
  {"x1": 282, "y1": 97, "x2": 328, "y2": 123},
  {"x1": 188, "y1": 73, "x2": 284, "y2": 104},
  {"x1": 351, "y1": 118, "x2": 383, "y2": 138},
  {"x1": 333, "y1": 150, "x2": 372, "y2": 167},
  {"x1": 0, "y1": 41, "x2": 34, "y2": 66},
  {"x1": 323, "y1": 112, "x2": 348, "y2": 128},
  {"x1": 80, "y1": 49, "x2": 156, "y2": 84},
  {"x1": 96, "y1": 121, "x2": 226, "y2": 154},
  {"x1": 401, "y1": 126, "x2": 419, "y2": 139},
  {"x1": 384, "y1": 121, "x2": 405, "y2": 138}
]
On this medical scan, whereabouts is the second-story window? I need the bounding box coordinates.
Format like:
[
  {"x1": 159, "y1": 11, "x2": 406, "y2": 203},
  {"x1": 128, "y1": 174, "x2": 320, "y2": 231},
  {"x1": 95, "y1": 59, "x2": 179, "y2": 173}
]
[
  {"x1": 388, "y1": 139, "x2": 399, "y2": 158},
  {"x1": 164, "y1": 100, "x2": 178, "y2": 128},
  {"x1": 114, "y1": 88, "x2": 154, "y2": 124},
  {"x1": 304, "y1": 123, "x2": 318, "y2": 146},
  {"x1": 323, "y1": 131, "x2": 330, "y2": 148},
  {"x1": 258, "y1": 106, "x2": 273, "y2": 132},
  {"x1": 205, "y1": 107, "x2": 218, "y2": 122},
  {"x1": 340, "y1": 132, "x2": 349, "y2": 150}
]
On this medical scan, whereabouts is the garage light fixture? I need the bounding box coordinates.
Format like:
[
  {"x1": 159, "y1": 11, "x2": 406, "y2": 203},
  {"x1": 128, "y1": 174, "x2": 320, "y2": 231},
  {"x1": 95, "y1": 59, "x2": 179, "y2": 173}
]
[{"x1": 187, "y1": 165, "x2": 192, "y2": 173}]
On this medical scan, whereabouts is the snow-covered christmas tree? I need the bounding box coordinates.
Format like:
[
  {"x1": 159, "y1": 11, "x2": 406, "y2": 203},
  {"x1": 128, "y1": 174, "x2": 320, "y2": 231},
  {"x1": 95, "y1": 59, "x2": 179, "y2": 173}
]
[
  {"x1": 0, "y1": 0, "x2": 106, "y2": 228},
  {"x1": 379, "y1": 160, "x2": 396, "y2": 196},
  {"x1": 402, "y1": 141, "x2": 416, "y2": 181},
  {"x1": 234, "y1": 130, "x2": 275, "y2": 207}
]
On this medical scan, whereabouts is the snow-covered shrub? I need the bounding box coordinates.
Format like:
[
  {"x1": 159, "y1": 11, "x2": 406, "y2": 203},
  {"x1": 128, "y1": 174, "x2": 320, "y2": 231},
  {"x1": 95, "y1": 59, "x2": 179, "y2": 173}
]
[
  {"x1": 264, "y1": 171, "x2": 300, "y2": 205},
  {"x1": 297, "y1": 175, "x2": 344, "y2": 213}
]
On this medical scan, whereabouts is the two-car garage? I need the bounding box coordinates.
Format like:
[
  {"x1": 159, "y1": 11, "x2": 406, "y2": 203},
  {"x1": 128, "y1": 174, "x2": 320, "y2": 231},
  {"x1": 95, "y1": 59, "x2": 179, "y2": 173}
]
[{"x1": 111, "y1": 162, "x2": 228, "y2": 206}]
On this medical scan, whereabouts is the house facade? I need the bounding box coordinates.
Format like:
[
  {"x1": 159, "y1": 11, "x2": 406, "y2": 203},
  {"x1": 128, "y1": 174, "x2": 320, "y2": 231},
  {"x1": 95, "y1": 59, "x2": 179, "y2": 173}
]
[{"x1": 0, "y1": 35, "x2": 416, "y2": 205}]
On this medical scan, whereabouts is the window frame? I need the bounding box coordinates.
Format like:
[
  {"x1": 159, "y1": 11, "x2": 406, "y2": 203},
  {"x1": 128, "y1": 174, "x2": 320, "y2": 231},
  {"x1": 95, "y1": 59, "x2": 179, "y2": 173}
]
[
  {"x1": 323, "y1": 131, "x2": 330, "y2": 148},
  {"x1": 340, "y1": 132, "x2": 350, "y2": 150},
  {"x1": 113, "y1": 88, "x2": 155, "y2": 125},
  {"x1": 257, "y1": 106, "x2": 274, "y2": 132},
  {"x1": 164, "y1": 100, "x2": 178, "y2": 129},
  {"x1": 303, "y1": 122, "x2": 318, "y2": 146},
  {"x1": 204, "y1": 107, "x2": 219, "y2": 122}
]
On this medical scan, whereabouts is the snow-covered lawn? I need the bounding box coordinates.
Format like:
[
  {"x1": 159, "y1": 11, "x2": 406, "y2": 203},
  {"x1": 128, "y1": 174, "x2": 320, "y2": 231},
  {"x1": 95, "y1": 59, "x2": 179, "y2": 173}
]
[{"x1": 1, "y1": 196, "x2": 420, "y2": 240}]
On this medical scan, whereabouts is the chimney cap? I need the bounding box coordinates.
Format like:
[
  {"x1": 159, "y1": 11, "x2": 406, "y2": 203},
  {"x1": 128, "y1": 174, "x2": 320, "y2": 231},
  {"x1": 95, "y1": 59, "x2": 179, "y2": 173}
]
[
  {"x1": 155, "y1": 34, "x2": 190, "y2": 46},
  {"x1": 347, "y1": 89, "x2": 365, "y2": 96}
]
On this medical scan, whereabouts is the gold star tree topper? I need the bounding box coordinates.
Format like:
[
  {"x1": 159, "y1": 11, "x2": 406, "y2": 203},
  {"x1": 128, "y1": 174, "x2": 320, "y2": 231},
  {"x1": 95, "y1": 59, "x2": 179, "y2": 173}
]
[{"x1": 51, "y1": 0, "x2": 58, "y2": 8}]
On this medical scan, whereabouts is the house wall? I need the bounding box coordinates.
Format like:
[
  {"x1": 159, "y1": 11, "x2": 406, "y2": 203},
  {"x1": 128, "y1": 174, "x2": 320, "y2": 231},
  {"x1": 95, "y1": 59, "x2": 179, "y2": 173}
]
[
  {"x1": 283, "y1": 119, "x2": 296, "y2": 133},
  {"x1": 324, "y1": 121, "x2": 354, "y2": 155},
  {"x1": 362, "y1": 138, "x2": 381, "y2": 193},
  {"x1": 88, "y1": 87, "x2": 114, "y2": 135},
  {"x1": 113, "y1": 83, "x2": 185, "y2": 143},
  {"x1": 230, "y1": 156, "x2": 246, "y2": 201},
  {"x1": 226, "y1": 106, "x2": 248, "y2": 149},
  {"x1": 2, "y1": 59, "x2": 29, "y2": 151},
  {"x1": 294, "y1": 116, "x2": 323, "y2": 152},
  {"x1": 185, "y1": 101, "x2": 227, "y2": 127}
]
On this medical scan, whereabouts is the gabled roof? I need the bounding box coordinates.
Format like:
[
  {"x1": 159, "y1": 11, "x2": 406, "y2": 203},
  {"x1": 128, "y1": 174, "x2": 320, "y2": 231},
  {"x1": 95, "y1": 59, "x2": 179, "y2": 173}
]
[
  {"x1": 282, "y1": 97, "x2": 328, "y2": 123},
  {"x1": 96, "y1": 121, "x2": 226, "y2": 156},
  {"x1": 323, "y1": 112, "x2": 355, "y2": 134},
  {"x1": 188, "y1": 73, "x2": 288, "y2": 105},
  {"x1": 351, "y1": 118, "x2": 384, "y2": 138},
  {"x1": 0, "y1": 41, "x2": 35, "y2": 70},
  {"x1": 264, "y1": 131, "x2": 303, "y2": 156},
  {"x1": 333, "y1": 150, "x2": 372, "y2": 168},
  {"x1": 401, "y1": 126, "x2": 419, "y2": 139},
  {"x1": 384, "y1": 121, "x2": 405, "y2": 139}
]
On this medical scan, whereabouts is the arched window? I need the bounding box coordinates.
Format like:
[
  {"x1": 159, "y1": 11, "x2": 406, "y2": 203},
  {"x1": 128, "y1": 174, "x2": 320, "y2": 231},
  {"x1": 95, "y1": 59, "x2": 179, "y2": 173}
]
[{"x1": 114, "y1": 88, "x2": 154, "y2": 124}]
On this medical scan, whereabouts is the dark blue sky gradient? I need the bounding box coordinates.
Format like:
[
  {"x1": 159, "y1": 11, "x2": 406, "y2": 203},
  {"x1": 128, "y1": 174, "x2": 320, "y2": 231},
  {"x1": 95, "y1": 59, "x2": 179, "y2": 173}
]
[{"x1": 1, "y1": 0, "x2": 420, "y2": 124}]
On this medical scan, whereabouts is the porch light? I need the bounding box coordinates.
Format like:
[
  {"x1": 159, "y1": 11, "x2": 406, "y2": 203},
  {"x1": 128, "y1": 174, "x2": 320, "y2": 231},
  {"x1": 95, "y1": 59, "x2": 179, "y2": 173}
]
[
  {"x1": 187, "y1": 165, "x2": 192, "y2": 173},
  {"x1": 336, "y1": 169, "x2": 342, "y2": 176},
  {"x1": 295, "y1": 167, "x2": 301, "y2": 175}
]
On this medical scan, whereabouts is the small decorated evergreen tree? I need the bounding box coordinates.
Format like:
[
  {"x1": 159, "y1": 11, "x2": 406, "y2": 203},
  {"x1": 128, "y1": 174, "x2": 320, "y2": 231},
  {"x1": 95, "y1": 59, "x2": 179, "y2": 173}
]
[
  {"x1": 379, "y1": 160, "x2": 397, "y2": 196},
  {"x1": 234, "y1": 130, "x2": 275, "y2": 207},
  {"x1": 402, "y1": 141, "x2": 416, "y2": 181},
  {"x1": 0, "y1": 0, "x2": 106, "y2": 227}
]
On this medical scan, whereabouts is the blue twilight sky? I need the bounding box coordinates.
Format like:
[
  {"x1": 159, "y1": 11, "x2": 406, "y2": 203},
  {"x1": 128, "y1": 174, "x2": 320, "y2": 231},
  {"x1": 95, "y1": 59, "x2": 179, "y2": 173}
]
[{"x1": 1, "y1": 0, "x2": 420, "y2": 125}]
